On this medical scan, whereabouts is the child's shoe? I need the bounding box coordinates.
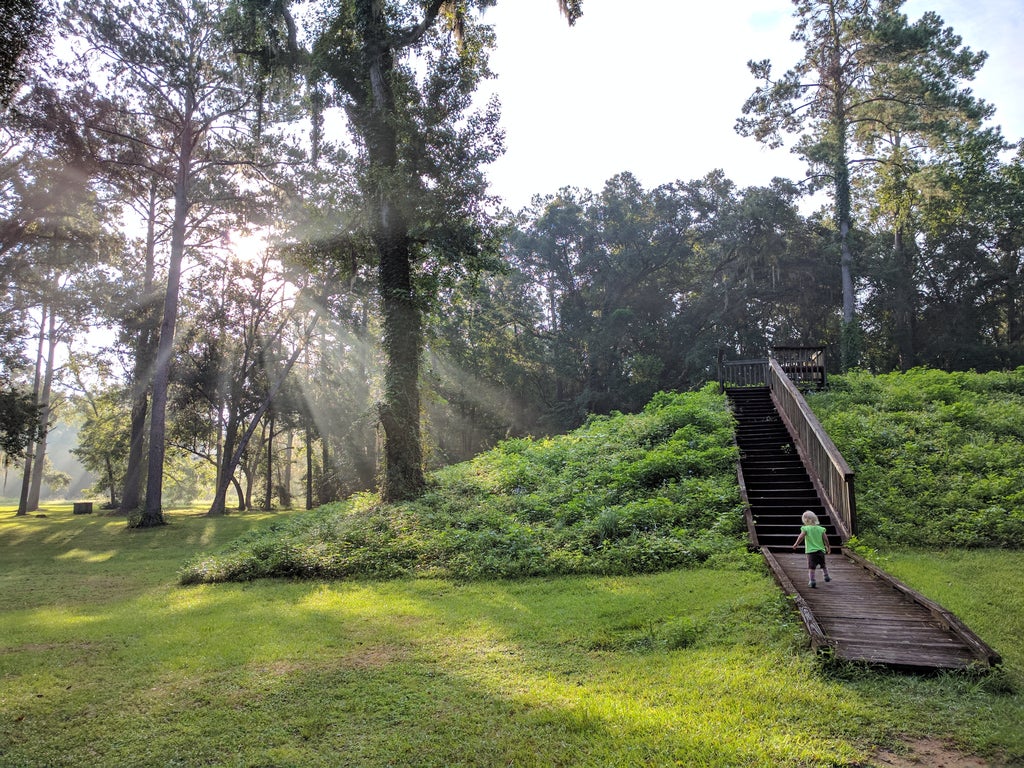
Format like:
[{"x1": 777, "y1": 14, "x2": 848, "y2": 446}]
[
  {"x1": 809, "y1": 580, "x2": 816, "y2": 588},
  {"x1": 824, "y1": 575, "x2": 832, "y2": 583}
]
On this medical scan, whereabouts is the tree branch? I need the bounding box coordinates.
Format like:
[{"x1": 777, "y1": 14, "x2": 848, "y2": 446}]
[{"x1": 390, "y1": 0, "x2": 447, "y2": 50}]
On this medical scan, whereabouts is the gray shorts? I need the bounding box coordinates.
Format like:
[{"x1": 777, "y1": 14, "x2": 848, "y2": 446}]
[{"x1": 806, "y1": 551, "x2": 827, "y2": 569}]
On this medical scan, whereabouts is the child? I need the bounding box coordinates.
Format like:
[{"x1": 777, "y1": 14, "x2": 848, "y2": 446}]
[{"x1": 792, "y1": 510, "x2": 831, "y2": 588}]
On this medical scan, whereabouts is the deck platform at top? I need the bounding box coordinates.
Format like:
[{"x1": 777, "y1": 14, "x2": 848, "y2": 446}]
[{"x1": 718, "y1": 345, "x2": 827, "y2": 390}]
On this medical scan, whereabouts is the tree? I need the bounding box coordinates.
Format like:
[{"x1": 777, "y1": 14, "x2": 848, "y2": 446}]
[
  {"x1": 0, "y1": 0, "x2": 47, "y2": 107},
  {"x1": 66, "y1": 0, "x2": 269, "y2": 526},
  {"x1": 171, "y1": 251, "x2": 318, "y2": 517},
  {"x1": 907, "y1": 131, "x2": 1023, "y2": 370},
  {"x1": 0, "y1": 388, "x2": 37, "y2": 459},
  {"x1": 265, "y1": 146, "x2": 382, "y2": 504},
  {"x1": 68, "y1": 360, "x2": 130, "y2": 509},
  {"x1": 1, "y1": 79, "x2": 110, "y2": 442},
  {"x1": 738, "y1": 1, "x2": 993, "y2": 369},
  {"x1": 851, "y1": 8, "x2": 990, "y2": 370},
  {"x1": 738, "y1": 0, "x2": 860, "y2": 367},
  {"x1": 510, "y1": 174, "x2": 704, "y2": 419},
  {"x1": 5, "y1": 172, "x2": 115, "y2": 515},
  {"x1": 684, "y1": 175, "x2": 840, "y2": 359},
  {"x1": 993, "y1": 145, "x2": 1024, "y2": 363},
  {"x1": 114, "y1": 179, "x2": 164, "y2": 515},
  {"x1": 425, "y1": 257, "x2": 554, "y2": 459},
  {"x1": 243, "y1": 0, "x2": 583, "y2": 502}
]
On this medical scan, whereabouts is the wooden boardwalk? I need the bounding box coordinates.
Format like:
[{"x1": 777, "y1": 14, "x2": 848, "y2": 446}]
[
  {"x1": 765, "y1": 550, "x2": 999, "y2": 670},
  {"x1": 726, "y1": 384, "x2": 1001, "y2": 671}
]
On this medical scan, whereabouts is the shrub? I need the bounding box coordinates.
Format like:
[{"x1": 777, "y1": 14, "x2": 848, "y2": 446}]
[
  {"x1": 807, "y1": 367, "x2": 1024, "y2": 549},
  {"x1": 179, "y1": 385, "x2": 744, "y2": 584}
]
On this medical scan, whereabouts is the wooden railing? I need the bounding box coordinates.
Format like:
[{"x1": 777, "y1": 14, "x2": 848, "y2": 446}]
[
  {"x1": 772, "y1": 345, "x2": 827, "y2": 389},
  {"x1": 718, "y1": 353, "x2": 768, "y2": 390},
  {"x1": 768, "y1": 358, "x2": 857, "y2": 538}
]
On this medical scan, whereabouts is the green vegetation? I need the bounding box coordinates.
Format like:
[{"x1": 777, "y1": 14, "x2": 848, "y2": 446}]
[
  {"x1": 2, "y1": 507, "x2": 1024, "y2": 765},
  {"x1": 180, "y1": 387, "x2": 746, "y2": 584},
  {"x1": 5, "y1": 371, "x2": 1024, "y2": 765},
  {"x1": 2, "y1": 506, "x2": 1023, "y2": 767},
  {"x1": 807, "y1": 367, "x2": 1024, "y2": 548}
]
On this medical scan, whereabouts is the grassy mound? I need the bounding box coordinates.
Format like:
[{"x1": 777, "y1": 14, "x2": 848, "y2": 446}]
[
  {"x1": 807, "y1": 367, "x2": 1024, "y2": 548},
  {"x1": 180, "y1": 386, "x2": 747, "y2": 584}
]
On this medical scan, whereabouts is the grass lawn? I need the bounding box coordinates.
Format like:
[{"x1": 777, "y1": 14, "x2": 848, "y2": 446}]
[{"x1": 2, "y1": 506, "x2": 1022, "y2": 767}]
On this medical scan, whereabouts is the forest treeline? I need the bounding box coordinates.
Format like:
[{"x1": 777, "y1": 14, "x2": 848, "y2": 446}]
[{"x1": 1, "y1": 0, "x2": 1022, "y2": 519}]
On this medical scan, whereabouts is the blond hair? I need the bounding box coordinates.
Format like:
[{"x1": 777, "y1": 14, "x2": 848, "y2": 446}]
[{"x1": 801, "y1": 510, "x2": 819, "y2": 526}]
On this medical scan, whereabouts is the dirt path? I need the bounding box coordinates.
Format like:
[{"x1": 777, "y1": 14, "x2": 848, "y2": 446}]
[{"x1": 871, "y1": 738, "x2": 996, "y2": 767}]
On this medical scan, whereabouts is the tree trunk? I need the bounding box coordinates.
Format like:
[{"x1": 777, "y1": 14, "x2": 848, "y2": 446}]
[
  {"x1": 105, "y1": 454, "x2": 117, "y2": 508},
  {"x1": 208, "y1": 328, "x2": 314, "y2": 515},
  {"x1": 26, "y1": 307, "x2": 57, "y2": 512},
  {"x1": 892, "y1": 223, "x2": 916, "y2": 371},
  {"x1": 263, "y1": 412, "x2": 274, "y2": 510},
  {"x1": 243, "y1": 462, "x2": 254, "y2": 511},
  {"x1": 305, "y1": 423, "x2": 314, "y2": 510},
  {"x1": 120, "y1": 181, "x2": 160, "y2": 515},
  {"x1": 347, "y1": 0, "x2": 425, "y2": 503},
  {"x1": 377, "y1": 238, "x2": 424, "y2": 502},
  {"x1": 27, "y1": 305, "x2": 57, "y2": 511},
  {"x1": 281, "y1": 428, "x2": 293, "y2": 508},
  {"x1": 141, "y1": 108, "x2": 196, "y2": 528},
  {"x1": 208, "y1": 407, "x2": 240, "y2": 517},
  {"x1": 120, "y1": 368, "x2": 151, "y2": 513},
  {"x1": 319, "y1": 436, "x2": 330, "y2": 505},
  {"x1": 826, "y1": 0, "x2": 858, "y2": 371},
  {"x1": 836, "y1": 140, "x2": 859, "y2": 370},
  {"x1": 16, "y1": 307, "x2": 46, "y2": 516},
  {"x1": 232, "y1": 474, "x2": 245, "y2": 511}
]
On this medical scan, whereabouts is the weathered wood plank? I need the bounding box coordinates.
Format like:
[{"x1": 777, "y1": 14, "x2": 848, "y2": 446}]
[
  {"x1": 833, "y1": 642, "x2": 971, "y2": 660},
  {"x1": 833, "y1": 646, "x2": 977, "y2": 669},
  {"x1": 731, "y1": 384, "x2": 1000, "y2": 670},
  {"x1": 784, "y1": 551, "x2": 998, "y2": 667},
  {"x1": 827, "y1": 628, "x2": 969, "y2": 645},
  {"x1": 762, "y1": 548, "x2": 998, "y2": 667}
]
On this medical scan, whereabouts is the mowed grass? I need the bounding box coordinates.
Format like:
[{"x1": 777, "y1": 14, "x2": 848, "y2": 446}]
[{"x1": 2, "y1": 506, "x2": 1024, "y2": 767}]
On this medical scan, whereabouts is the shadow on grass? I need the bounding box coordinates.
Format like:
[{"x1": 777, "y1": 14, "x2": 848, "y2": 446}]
[
  {"x1": 2, "y1": 546, "x2": 849, "y2": 767},
  {"x1": 3, "y1": 512, "x2": 1022, "y2": 767}
]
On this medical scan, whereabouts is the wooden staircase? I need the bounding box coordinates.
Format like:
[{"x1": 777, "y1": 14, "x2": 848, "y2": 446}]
[
  {"x1": 724, "y1": 375, "x2": 1000, "y2": 671},
  {"x1": 728, "y1": 387, "x2": 836, "y2": 552}
]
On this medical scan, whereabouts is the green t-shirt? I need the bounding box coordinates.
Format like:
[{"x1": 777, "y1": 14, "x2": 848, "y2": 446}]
[{"x1": 801, "y1": 524, "x2": 828, "y2": 553}]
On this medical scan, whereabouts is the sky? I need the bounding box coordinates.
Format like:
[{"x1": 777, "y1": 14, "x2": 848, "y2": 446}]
[{"x1": 475, "y1": 0, "x2": 1024, "y2": 211}]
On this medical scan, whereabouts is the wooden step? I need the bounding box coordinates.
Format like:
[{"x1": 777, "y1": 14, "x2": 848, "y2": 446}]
[{"x1": 729, "y1": 385, "x2": 999, "y2": 670}]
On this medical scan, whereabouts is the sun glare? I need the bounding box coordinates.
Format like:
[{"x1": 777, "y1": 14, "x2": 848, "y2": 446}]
[{"x1": 222, "y1": 228, "x2": 271, "y2": 265}]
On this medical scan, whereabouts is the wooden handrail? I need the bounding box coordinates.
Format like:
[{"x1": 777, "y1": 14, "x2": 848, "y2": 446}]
[
  {"x1": 771, "y1": 346, "x2": 827, "y2": 389},
  {"x1": 768, "y1": 358, "x2": 857, "y2": 538},
  {"x1": 718, "y1": 358, "x2": 769, "y2": 390}
]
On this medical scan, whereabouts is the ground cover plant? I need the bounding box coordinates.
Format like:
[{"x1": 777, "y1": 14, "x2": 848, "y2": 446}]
[
  {"x1": 806, "y1": 367, "x2": 1024, "y2": 548},
  {"x1": 180, "y1": 386, "x2": 747, "y2": 584},
  {"x1": 2, "y1": 506, "x2": 1023, "y2": 767}
]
